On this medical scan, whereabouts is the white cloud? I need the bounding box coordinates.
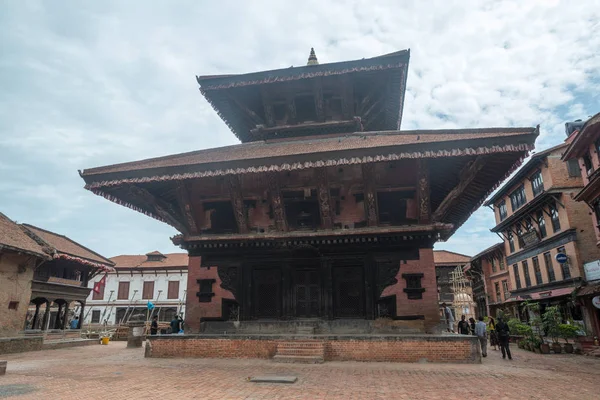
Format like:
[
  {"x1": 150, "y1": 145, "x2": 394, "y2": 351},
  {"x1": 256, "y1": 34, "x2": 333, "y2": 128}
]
[{"x1": 1, "y1": 0, "x2": 599, "y2": 257}]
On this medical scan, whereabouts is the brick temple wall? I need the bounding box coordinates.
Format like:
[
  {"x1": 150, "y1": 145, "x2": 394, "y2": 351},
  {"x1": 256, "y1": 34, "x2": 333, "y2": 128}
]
[
  {"x1": 146, "y1": 335, "x2": 480, "y2": 363},
  {"x1": 381, "y1": 248, "x2": 440, "y2": 332}
]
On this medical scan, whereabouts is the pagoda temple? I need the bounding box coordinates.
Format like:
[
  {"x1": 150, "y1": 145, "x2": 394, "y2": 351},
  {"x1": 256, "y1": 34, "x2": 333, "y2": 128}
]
[{"x1": 80, "y1": 49, "x2": 538, "y2": 336}]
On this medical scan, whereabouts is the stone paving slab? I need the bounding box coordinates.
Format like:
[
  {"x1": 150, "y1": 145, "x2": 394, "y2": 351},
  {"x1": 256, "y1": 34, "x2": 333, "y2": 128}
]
[
  {"x1": 249, "y1": 375, "x2": 297, "y2": 383},
  {"x1": 0, "y1": 341, "x2": 599, "y2": 399}
]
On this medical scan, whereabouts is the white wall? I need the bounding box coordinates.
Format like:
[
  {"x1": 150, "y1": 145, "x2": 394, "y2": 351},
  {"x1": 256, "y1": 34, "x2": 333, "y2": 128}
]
[{"x1": 83, "y1": 269, "x2": 187, "y2": 325}]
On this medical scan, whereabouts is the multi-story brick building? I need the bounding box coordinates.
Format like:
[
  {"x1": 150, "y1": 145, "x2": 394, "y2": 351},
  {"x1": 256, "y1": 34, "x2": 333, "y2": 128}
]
[
  {"x1": 484, "y1": 141, "x2": 600, "y2": 326},
  {"x1": 469, "y1": 243, "x2": 510, "y2": 319},
  {"x1": 84, "y1": 251, "x2": 188, "y2": 326},
  {"x1": 433, "y1": 250, "x2": 471, "y2": 309},
  {"x1": 0, "y1": 213, "x2": 49, "y2": 337},
  {"x1": 562, "y1": 113, "x2": 600, "y2": 338}
]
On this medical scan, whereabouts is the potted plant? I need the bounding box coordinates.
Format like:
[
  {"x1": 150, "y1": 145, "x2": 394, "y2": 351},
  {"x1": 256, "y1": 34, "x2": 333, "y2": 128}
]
[
  {"x1": 559, "y1": 324, "x2": 579, "y2": 354},
  {"x1": 542, "y1": 306, "x2": 562, "y2": 354}
]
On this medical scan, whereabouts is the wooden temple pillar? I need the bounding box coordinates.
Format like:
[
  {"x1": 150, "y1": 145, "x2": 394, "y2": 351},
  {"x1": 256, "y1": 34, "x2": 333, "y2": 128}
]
[
  {"x1": 226, "y1": 175, "x2": 249, "y2": 234},
  {"x1": 417, "y1": 159, "x2": 431, "y2": 224},
  {"x1": 54, "y1": 302, "x2": 64, "y2": 329},
  {"x1": 361, "y1": 164, "x2": 378, "y2": 226},
  {"x1": 41, "y1": 300, "x2": 51, "y2": 331},
  {"x1": 31, "y1": 302, "x2": 41, "y2": 330},
  {"x1": 315, "y1": 168, "x2": 333, "y2": 229},
  {"x1": 266, "y1": 172, "x2": 288, "y2": 232},
  {"x1": 62, "y1": 302, "x2": 70, "y2": 330}
]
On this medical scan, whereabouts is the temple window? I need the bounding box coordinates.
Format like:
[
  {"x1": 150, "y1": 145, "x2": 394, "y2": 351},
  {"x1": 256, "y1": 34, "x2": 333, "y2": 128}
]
[
  {"x1": 402, "y1": 273, "x2": 425, "y2": 300},
  {"x1": 324, "y1": 93, "x2": 343, "y2": 121},
  {"x1": 376, "y1": 190, "x2": 417, "y2": 225},
  {"x1": 197, "y1": 279, "x2": 216, "y2": 303},
  {"x1": 282, "y1": 190, "x2": 321, "y2": 230},
  {"x1": 202, "y1": 201, "x2": 238, "y2": 234},
  {"x1": 272, "y1": 101, "x2": 287, "y2": 124},
  {"x1": 295, "y1": 94, "x2": 317, "y2": 123}
]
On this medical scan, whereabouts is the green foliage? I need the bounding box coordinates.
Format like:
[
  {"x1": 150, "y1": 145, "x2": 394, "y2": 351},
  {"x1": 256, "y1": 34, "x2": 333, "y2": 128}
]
[
  {"x1": 542, "y1": 306, "x2": 562, "y2": 344},
  {"x1": 558, "y1": 324, "x2": 579, "y2": 343}
]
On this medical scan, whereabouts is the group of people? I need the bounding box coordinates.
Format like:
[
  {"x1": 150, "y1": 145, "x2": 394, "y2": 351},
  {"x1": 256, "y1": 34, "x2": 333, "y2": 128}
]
[
  {"x1": 150, "y1": 315, "x2": 184, "y2": 335},
  {"x1": 442, "y1": 302, "x2": 512, "y2": 360}
]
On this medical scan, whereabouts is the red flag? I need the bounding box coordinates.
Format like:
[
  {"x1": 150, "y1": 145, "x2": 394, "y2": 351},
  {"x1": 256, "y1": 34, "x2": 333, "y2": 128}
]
[{"x1": 93, "y1": 274, "x2": 107, "y2": 294}]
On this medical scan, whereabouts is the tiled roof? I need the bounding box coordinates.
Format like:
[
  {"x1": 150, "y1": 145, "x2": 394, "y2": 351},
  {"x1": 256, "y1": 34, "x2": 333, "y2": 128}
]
[
  {"x1": 433, "y1": 250, "x2": 472, "y2": 265},
  {"x1": 81, "y1": 128, "x2": 536, "y2": 180},
  {"x1": 110, "y1": 253, "x2": 188, "y2": 269},
  {"x1": 0, "y1": 213, "x2": 49, "y2": 259},
  {"x1": 470, "y1": 243, "x2": 504, "y2": 261},
  {"x1": 22, "y1": 224, "x2": 113, "y2": 266}
]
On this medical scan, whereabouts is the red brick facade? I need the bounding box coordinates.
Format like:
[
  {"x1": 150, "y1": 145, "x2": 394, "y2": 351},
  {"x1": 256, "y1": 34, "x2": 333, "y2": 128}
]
[
  {"x1": 185, "y1": 248, "x2": 440, "y2": 334},
  {"x1": 147, "y1": 336, "x2": 480, "y2": 363}
]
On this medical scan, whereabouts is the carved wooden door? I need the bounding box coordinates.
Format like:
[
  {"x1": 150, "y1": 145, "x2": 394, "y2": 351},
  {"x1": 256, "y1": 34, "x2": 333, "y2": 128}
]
[
  {"x1": 294, "y1": 269, "x2": 320, "y2": 318},
  {"x1": 252, "y1": 268, "x2": 281, "y2": 318},
  {"x1": 333, "y1": 265, "x2": 365, "y2": 318}
]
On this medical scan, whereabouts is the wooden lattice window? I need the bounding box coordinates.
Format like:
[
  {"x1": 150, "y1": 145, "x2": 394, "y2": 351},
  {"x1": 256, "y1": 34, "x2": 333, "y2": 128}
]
[
  {"x1": 402, "y1": 273, "x2": 425, "y2": 300},
  {"x1": 196, "y1": 279, "x2": 216, "y2": 303}
]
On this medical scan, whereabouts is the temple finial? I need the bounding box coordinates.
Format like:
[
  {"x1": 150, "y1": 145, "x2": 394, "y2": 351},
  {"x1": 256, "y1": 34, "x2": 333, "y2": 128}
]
[{"x1": 307, "y1": 47, "x2": 319, "y2": 66}]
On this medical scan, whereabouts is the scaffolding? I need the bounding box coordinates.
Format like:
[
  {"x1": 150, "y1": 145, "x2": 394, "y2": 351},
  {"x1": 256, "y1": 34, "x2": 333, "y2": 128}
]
[{"x1": 450, "y1": 265, "x2": 476, "y2": 322}]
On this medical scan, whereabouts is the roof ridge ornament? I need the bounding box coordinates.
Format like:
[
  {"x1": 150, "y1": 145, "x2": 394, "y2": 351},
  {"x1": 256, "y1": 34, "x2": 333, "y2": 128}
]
[{"x1": 307, "y1": 47, "x2": 319, "y2": 66}]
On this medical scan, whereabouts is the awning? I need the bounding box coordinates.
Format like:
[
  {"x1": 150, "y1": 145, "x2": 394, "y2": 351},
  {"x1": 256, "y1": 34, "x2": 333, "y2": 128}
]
[
  {"x1": 506, "y1": 287, "x2": 575, "y2": 302},
  {"x1": 576, "y1": 282, "x2": 600, "y2": 297}
]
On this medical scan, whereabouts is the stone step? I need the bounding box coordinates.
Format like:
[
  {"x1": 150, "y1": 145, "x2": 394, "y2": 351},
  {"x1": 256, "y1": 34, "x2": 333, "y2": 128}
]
[
  {"x1": 274, "y1": 340, "x2": 325, "y2": 363},
  {"x1": 273, "y1": 355, "x2": 324, "y2": 364}
]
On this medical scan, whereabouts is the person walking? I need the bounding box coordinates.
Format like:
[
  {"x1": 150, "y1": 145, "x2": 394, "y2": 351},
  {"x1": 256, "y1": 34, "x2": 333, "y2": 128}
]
[
  {"x1": 496, "y1": 317, "x2": 512, "y2": 360},
  {"x1": 457, "y1": 315, "x2": 470, "y2": 335},
  {"x1": 150, "y1": 315, "x2": 159, "y2": 335},
  {"x1": 488, "y1": 316, "x2": 498, "y2": 351},
  {"x1": 442, "y1": 303, "x2": 455, "y2": 333},
  {"x1": 475, "y1": 316, "x2": 488, "y2": 357}
]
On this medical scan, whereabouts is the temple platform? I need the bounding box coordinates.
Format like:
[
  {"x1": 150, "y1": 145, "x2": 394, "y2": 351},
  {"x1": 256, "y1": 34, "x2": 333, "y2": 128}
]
[{"x1": 145, "y1": 333, "x2": 481, "y2": 364}]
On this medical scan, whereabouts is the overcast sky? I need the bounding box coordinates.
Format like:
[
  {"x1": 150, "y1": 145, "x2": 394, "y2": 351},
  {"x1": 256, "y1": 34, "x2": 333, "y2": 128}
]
[{"x1": 1, "y1": 0, "x2": 599, "y2": 258}]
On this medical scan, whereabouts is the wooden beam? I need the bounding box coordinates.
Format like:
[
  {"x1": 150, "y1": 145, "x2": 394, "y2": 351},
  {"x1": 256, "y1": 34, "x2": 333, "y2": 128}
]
[
  {"x1": 286, "y1": 93, "x2": 297, "y2": 124},
  {"x1": 315, "y1": 168, "x2": 333, "y2": 229},
  {"x1": 361, "y1": 164, "x2": 378, "y2": 226},
  {"x1": 225, "y1": 92, "x2": 264, "y2": 126},
  {"x1": 266, "y1": 172, "x2": 288, "y2": 232},
  {"x1": 433, "y1": 156, "x2": 488, "y2": 221},
  {"x1": 226, "y1": 175, "x2": 249, "y2": 234},
  {"x1": 128, "y1": 184, "x2": 189, "y2": 234},
  {"x1": 176, "y1": 182, "x2": 198, "y2": 234},
  {"x1": 417, "y1": 159, "x2": 430, "y2": 223},
  {"x1": 260, "y1": 87, "x2": 275, "y2": 127}
]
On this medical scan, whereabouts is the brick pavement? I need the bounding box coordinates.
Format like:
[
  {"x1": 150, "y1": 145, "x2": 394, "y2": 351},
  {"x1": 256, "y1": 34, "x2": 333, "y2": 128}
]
[{"x1": 1, "y1": 342, "x2": 599, "y2": 399}]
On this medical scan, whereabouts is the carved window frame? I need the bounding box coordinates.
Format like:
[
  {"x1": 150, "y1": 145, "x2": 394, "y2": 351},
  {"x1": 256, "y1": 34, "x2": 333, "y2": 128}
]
[
  {"x1": 196, "y1": 279, "x2": 216, "y2": 303},
  {"x1": 402, "y1": 273, "x2": 425, "y2": 300}
]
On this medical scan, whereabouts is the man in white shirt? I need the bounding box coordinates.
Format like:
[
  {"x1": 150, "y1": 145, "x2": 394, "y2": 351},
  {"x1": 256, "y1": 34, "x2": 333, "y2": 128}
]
[{"x1": 475, "y1": 316, "x2": 488, "y2": 357}]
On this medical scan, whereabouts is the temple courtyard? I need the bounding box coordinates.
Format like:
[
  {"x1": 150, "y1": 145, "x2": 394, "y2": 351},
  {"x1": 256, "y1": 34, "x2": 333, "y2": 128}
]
[{"x1": 1, "y1": 342, "x2": 599, "y2": 399}]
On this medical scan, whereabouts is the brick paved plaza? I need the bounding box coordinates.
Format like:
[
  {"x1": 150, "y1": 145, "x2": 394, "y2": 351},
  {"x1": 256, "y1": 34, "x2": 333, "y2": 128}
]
[{"x1": 1, "y1": 341, "x2": 599, "y2": 399}]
